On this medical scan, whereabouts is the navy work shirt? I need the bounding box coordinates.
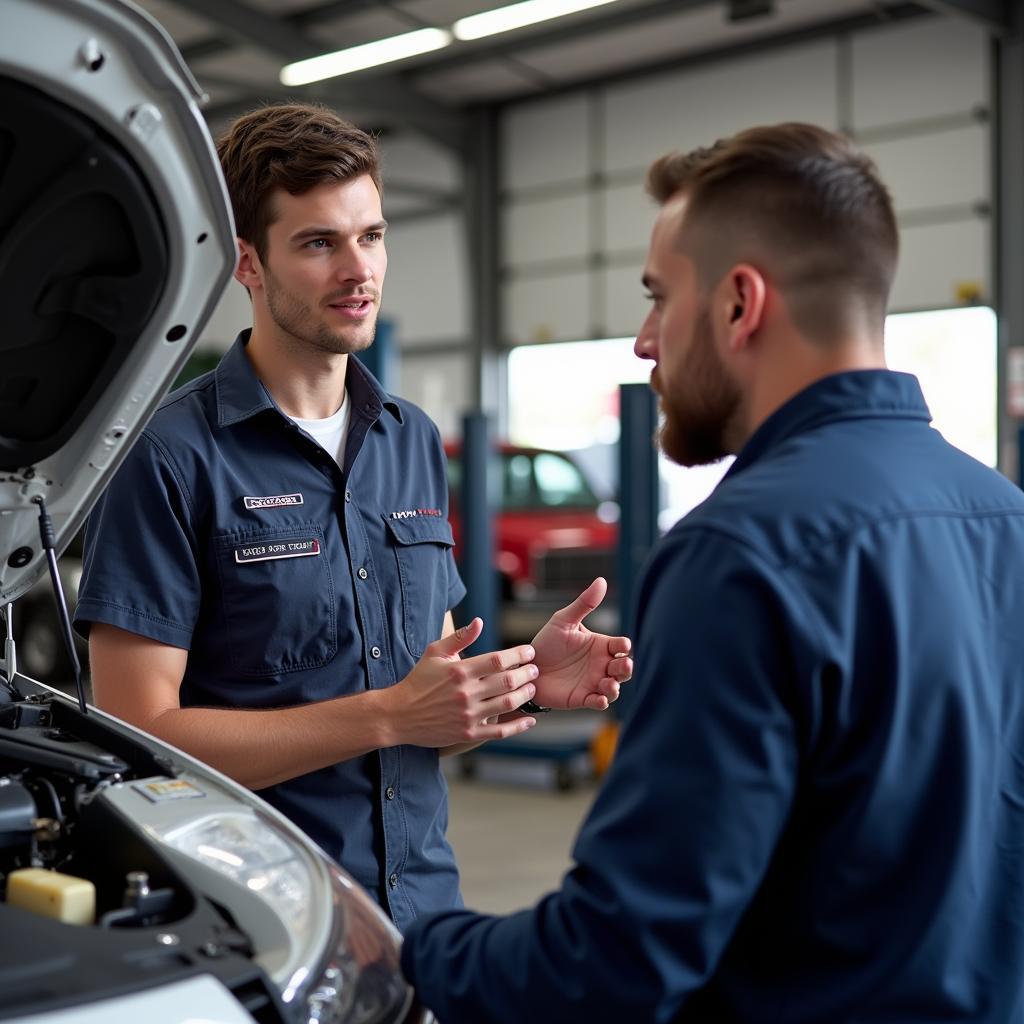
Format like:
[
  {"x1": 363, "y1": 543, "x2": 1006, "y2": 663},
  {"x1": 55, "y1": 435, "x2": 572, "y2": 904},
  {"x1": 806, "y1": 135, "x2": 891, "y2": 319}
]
[
  {"x1": 75, "y1": 332, "x2": 466, "y2": 929},
  {"x1": 403, "y1": 370, "x2": 1024, "y2": 1022}
]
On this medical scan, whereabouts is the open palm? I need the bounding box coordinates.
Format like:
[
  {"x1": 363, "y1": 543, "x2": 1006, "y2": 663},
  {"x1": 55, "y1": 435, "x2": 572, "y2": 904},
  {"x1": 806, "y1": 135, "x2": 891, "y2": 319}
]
[{"x1": 531, "y1": 578, "x2": 633, "y2": 711}]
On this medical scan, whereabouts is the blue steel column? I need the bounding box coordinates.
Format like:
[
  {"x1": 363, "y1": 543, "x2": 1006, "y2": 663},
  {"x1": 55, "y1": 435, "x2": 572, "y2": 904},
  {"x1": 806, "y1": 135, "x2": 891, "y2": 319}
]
[
  {"x1": 617, "y1": 382, "x2": 659, "y2": 715},
  {"x1": 460, "y1": 412, "x2": 498, "y2": 656},
  {"x1": 997, "y1": 11, "x2": 1024, "y2": 481}
]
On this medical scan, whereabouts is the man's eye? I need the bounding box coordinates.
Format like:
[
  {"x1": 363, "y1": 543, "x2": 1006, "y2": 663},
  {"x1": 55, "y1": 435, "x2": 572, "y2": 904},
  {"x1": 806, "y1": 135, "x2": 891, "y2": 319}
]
[
  {"x1": 305, "y1": 238, "x2": 329, "y2": 249},
  {"x1": 363, "y1": 232, "x2": 383, "y2": 243}
]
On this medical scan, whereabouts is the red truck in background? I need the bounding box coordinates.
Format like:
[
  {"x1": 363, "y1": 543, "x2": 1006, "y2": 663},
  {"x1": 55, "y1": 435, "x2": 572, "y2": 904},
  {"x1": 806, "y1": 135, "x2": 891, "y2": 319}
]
[{"x1": 444, "y1": 442, "x2": 618, "y2": 608}]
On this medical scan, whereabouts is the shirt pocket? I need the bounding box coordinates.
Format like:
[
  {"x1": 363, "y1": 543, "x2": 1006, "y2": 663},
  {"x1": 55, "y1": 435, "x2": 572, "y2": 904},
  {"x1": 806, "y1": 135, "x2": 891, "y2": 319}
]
[
  {"x1": 383, "y1": 515, "x2": 456, "y2": 659},
  {"x1": 213, "y1": 521, "x2": 337, "y2": 677}
]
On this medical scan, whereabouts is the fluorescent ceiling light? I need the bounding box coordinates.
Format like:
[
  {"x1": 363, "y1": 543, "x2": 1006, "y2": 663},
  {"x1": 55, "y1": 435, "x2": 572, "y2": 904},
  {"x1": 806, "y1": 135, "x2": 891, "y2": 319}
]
[
  {"x1": 280, "y1": 27, "x2": 452, "y2": 86},
  {"x1": 453, "y1": 0, "x2": 621, "y2": 41}
]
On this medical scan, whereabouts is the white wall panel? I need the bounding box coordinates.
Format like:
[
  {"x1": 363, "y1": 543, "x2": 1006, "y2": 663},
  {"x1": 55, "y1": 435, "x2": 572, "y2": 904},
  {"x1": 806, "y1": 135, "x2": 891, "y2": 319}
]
[
  {"x1": 383, "y1": 212, "x2": 468, "y2": 346},
  {"x1": 603, "y1": 180, "x2": 658, "y2": 256},
  {"x1": 861, "y1": 123, "x2": 989, "y2": 214},
  {"x1": 380, "y1": 132, "x2": 460, "y2": 190},
  {"x1": 851, "y1": 19, "x2": 988, "y2": 132},
  {"x1": 502, "y1": 93, "x2": 591, "y2": 191},
  {"x1": 504, "y1": 192, "x2": 590, "y2": 267},
  {"x1": 395, "y1": 350, "x2": 472, "y2": 440},
  {"x1": 601, "y1": 40, "x2": 838, "y2": 175},
  {"x1": 889, "y1": 219, "x2": 990, "y2": 313},
  {"x1": 504, "y1": 270, "x2": 590, "y2": 345},
  {"x1": 601, "y1": 264, "x2": 650, "y2": 340}
]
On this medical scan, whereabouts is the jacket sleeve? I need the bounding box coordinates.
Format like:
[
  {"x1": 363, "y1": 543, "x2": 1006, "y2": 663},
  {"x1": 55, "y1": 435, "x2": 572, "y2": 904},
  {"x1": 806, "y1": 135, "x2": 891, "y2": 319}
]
[{"x1": 401, "y1": 528, "x2": 812, "y2": 1023}]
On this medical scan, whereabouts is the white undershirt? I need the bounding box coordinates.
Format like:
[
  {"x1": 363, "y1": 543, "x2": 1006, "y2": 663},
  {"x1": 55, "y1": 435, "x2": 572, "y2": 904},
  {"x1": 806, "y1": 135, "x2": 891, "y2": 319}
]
[{"x1": 289, "y1": 394, "x2": 351, "y2": 469}]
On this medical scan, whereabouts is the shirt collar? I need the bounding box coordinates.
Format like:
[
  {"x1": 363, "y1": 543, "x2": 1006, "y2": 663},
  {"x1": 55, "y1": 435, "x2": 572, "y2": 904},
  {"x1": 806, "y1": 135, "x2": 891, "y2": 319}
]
[
  {"x1": 214, "y1": 329, "x2": 403, "y2": 428},
  {"x1": 726, "y1": 369, "x2": 932, "y2": 479}
]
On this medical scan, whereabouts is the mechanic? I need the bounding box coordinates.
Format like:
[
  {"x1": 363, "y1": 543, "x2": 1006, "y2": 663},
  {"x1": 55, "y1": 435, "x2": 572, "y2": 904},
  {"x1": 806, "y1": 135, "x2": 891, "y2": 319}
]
[
  {"x1": 73, "y1": 102, "x2": 632, "y2": 930},
  {"x1": 400, "y1": 123, "x2": 1024, "y2": 1021}
]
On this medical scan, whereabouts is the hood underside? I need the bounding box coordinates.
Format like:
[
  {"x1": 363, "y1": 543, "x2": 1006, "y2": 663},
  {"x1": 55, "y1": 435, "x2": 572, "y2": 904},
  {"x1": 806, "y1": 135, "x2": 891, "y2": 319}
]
[{"x1": 0, "y1": 0, "x2": 236, "y2": 604}]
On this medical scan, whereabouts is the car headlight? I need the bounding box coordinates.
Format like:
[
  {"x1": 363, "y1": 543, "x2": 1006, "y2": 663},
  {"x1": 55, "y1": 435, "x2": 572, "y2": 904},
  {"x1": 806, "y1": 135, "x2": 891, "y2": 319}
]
[
  {"x1": 162, "y1": 812, "x2": 313, "y2": 935},
  {"x1": 156, "y1": 806, "x2": 416, "y2": 1023},
  {"x1": 302, "y1": 862, "x2": 415, "y2": 1024}
]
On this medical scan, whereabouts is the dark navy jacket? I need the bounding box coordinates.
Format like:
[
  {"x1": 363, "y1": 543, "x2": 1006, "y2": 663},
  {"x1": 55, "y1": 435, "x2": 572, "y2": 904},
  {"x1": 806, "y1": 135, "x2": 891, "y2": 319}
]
[
  {"x1": 403, "y1": 370, "x2": 1024, "y2": 1022},
  {"x1": 75, "y1": 333, "x2": 465, "y2": 930}
]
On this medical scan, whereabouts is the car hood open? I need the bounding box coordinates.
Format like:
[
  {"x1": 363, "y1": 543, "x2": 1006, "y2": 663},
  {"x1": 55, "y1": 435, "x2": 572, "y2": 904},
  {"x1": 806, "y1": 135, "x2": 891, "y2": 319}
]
[{"x1": 0, "y1": 0, "x2": 235, "y2": 605}]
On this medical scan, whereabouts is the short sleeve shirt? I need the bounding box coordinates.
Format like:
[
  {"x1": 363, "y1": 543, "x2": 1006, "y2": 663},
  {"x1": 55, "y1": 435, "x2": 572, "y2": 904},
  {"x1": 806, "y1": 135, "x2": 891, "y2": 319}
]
[{"x1": 75, "y1": 331, "x2": 466, "y2": 930}]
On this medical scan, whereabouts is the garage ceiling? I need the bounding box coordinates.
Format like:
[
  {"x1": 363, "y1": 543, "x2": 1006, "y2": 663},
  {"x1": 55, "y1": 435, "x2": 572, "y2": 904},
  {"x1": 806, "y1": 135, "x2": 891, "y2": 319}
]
[{"x1": 129, "y1": 0, "x2": 1009, "y2": 152}]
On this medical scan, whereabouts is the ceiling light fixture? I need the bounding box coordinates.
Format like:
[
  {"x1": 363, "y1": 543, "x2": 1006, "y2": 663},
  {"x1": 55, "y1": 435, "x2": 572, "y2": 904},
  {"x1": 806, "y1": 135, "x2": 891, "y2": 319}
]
[
  {"x1": 452, "y1": 0, "x2": 622, "y2": 42},
  {"x1": 280, "y1": 27, "x2": 452, "y2": 86}
]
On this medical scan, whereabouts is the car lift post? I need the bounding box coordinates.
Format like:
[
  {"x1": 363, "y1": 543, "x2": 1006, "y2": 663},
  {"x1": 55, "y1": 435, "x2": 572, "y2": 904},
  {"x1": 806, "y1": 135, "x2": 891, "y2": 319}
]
[
  {"x1": 616, "y1": 382, "x2": 659, "y2": 720},
  {"x1": 460, "y1": 411, "x2": 499, "y2": 656}
]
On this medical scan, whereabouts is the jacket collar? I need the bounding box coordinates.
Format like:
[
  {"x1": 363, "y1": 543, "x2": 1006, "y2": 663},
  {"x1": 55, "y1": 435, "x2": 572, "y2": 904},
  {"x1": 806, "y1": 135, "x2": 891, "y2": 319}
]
[
  {"x1": 727, "y1": 370, "x2": 931, "y2": 479},
  {"x1": 214, "y1": 329, "x2": 403, "y2": 428}
]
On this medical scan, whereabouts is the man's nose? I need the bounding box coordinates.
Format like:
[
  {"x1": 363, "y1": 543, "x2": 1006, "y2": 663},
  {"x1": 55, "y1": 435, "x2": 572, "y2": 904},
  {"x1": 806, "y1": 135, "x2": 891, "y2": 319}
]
[
  {"x1": 634, "y1": 313, "x2": 657, "y2": 361},
  {"x1": 337, "y1": 244, "x2": 373, "y2": 283}
]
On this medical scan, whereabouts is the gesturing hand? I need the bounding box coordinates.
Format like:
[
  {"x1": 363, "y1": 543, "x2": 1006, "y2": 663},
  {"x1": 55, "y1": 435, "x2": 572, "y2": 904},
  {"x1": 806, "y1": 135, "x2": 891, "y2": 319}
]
[
  {"x1": 531, "y1": 578, "x2": 633, "y2": 711},
  {"x1": 383, "y1": 618, "x2": 540, "y2": 748}
]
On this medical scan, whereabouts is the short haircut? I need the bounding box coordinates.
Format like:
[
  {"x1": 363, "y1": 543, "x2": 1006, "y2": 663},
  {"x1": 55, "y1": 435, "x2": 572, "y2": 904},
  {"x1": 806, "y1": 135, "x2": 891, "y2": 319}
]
[
  {"x1": 216, "y1": 102, "x2": 382, "y2": 262},
  {"x1": 646, "y1": 123, "x2": 898, "y2": 342}
]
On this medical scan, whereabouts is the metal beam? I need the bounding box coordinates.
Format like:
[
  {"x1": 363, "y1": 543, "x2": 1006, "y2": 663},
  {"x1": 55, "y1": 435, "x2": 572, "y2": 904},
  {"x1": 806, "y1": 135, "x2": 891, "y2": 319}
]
[
  {"x1": 172, "y1": 0, "x2": 317, "y2": 62},
  {"x1": 172, "y1": 0, "x2": 467, "y2": 149},
  {"x1": 464, "y1": 106, "x2": 502, "y2": 418},
  {"x1": 913, "y1": 0, "x2": 1013, "y2": 35},
  {"x1": 995, "y1": 7, "x2": 1024, "y2": 478},
  {"x1": 180, "y1": 0, "x2": 385, "y2": 63},
  {"x1": 202, "y1": 80, "x2": 466, "y2": 151}
]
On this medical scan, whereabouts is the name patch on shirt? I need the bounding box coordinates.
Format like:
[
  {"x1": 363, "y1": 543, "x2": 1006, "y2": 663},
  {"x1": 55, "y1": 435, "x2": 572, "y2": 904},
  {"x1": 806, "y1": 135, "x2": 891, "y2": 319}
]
[
  {"x1": 389, "y1": 508, "x2": 442, "y2": 520},
  {"x1": 243, "y1": 493, "x2": 304, "y2": 510},
  {"x1": 234, "y1": 538, "x2": 320, "y2": 563}
]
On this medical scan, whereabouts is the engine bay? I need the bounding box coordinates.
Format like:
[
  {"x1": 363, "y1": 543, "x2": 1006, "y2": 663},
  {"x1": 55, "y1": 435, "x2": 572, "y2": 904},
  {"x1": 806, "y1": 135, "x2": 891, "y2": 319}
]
[{"x1": 0, "y1": 681, "x2": 284, "y2": 1022}]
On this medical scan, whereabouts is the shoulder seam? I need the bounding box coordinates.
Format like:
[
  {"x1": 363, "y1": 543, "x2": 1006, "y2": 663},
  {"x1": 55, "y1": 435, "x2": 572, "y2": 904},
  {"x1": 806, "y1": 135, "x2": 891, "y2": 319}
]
[
  {"x1": 139, "y1": 430, "x2": 197, "y2": 520},
  {"x1": 157, "y1": 373, "x2": 216, "y2": 413}
]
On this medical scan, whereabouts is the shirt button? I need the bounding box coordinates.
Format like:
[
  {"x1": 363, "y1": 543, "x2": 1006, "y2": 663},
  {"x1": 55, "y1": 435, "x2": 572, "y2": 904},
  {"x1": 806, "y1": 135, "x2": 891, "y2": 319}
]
[
  {"x1": 357, "y1": 567, "x2": 368, "y2": 580},
  {"x1": 371, "y1": 646, "x2": 381, "y2": 659},
  {"x1": 385, "y1": 786, "x2": 395, "y2": 800},
  {"x1": 344, "y1": 489, "x2": 352, "y2": 502},
  {"x1": 389, "y1": 872, "x2": 398, "y2": 888}
]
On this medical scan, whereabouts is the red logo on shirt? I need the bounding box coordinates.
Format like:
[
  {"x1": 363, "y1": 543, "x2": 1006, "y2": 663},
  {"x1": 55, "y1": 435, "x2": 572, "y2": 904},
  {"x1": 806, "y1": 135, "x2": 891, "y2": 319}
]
[{"x1": 389, "y1": 508, "x2": 442, "y2": 520}]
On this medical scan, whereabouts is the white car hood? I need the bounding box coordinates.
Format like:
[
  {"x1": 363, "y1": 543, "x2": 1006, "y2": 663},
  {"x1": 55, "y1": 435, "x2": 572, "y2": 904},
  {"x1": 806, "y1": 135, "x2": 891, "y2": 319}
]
[{"x1": 0, "y1": 0, "x2": 235, "y2": 603}]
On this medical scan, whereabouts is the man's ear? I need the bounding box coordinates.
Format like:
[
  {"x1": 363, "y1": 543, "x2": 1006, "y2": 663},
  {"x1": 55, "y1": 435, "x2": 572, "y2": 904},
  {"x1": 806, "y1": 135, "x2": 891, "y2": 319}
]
[
  {"x1": 234, "y1": 238, "x2": 263, "y2": 292},
  {"x1": 720, "y1": 264, "x2": 766, "y2": 352}
]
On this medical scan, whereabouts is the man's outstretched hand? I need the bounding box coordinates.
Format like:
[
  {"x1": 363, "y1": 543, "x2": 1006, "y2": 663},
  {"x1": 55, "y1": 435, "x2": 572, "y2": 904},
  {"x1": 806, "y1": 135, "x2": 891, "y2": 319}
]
[{"x1": 530, "y1": 578, "x2": 633, "y2": 711}]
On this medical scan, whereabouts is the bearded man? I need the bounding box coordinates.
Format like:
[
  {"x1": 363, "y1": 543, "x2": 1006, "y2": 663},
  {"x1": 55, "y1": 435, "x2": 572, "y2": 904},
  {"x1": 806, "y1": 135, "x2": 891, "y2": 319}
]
[{"x1": 400, "y1": 123, "x2": 1024, "y2": 1022}]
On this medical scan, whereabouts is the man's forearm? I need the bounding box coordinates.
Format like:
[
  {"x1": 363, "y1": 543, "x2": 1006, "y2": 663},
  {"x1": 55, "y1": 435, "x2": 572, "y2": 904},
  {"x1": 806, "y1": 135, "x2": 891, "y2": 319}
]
[{"x1": 143, "y1": 689, "x2": 394, "y2": 790}]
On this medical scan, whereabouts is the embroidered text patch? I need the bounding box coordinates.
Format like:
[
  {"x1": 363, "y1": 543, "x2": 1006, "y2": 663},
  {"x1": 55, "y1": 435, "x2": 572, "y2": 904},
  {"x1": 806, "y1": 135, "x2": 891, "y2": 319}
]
[
  {"x1": 235, "y1": 538, "x2": 320, "y2": 563},
  {"x1": 243, "y1": 493, "x2": 304, "y2": 510}
]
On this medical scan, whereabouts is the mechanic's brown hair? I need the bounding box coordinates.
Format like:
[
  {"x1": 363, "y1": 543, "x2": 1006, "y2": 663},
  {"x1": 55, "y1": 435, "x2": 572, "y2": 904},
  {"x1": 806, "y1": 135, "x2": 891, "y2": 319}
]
[
  {"x1": 646, "y1": 123, "x2": 898, "y2": 342},
  {"x1": 217, "y1": 102, "x2": 381, "y2": 262}
]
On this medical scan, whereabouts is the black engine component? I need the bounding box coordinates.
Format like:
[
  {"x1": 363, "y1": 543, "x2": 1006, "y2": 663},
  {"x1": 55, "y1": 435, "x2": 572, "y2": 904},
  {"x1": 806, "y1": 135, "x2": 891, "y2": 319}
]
[{"x1": 0, "y1": 780, "x2": 35, "y2": 849}]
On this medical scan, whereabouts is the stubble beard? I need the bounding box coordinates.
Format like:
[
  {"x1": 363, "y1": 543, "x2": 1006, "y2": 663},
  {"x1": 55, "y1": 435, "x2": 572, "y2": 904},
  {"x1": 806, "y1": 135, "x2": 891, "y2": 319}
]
[
  {"x1": 655, "y1": 307, "x2": 741, "y2": 468},
  {"x1": 264, "y1": 269, "x2": 378, "y2": 356}
]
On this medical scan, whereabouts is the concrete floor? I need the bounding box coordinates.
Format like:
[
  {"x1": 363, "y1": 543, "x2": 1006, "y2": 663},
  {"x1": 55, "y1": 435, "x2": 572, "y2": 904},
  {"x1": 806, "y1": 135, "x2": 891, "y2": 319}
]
[{"x1": 445, "y1": 764, "x2": 600, "y2": 915}]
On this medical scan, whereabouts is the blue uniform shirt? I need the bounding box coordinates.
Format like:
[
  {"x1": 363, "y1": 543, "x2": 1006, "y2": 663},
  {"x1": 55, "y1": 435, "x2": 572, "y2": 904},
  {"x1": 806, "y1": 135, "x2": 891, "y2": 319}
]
[
  {"x1": 75, "y1": 332, "x2": 466, "y2": 929},
  {"x1": 403, "y1": 370, "x2": 1024, "y2": 1022}
]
